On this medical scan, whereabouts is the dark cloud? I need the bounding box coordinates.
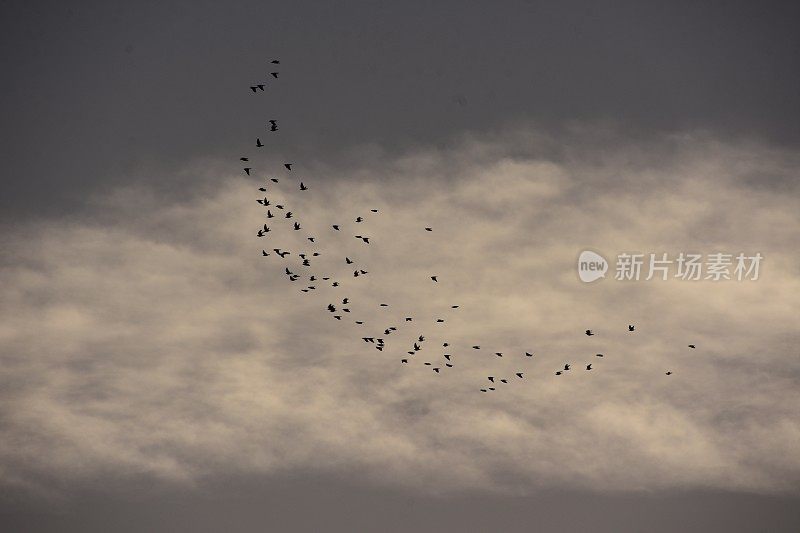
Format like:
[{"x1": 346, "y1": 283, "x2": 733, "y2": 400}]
[{"x1": 2, "y1": 0, "x2": 800, "y2": 219}]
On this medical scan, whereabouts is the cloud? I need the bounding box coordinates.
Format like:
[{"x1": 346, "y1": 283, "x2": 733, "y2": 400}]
[{"x1": 0, "y1": 127, "x2": 798, "y2": 499}]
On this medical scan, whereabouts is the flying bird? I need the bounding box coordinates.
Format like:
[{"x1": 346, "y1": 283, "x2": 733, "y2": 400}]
[
  {"x1": 284, "y1": 163, "x2": 292, "y2": 170},
  {"x1": 586, "y1": 364, "x2": 592, "y2": 370},
  {"x1": 270, "y1": 59, "x2": 280, "y2": 64},
  {"x1": 666, "y1": 371, "x2": 673, "y2": 375},
  {"x1": 256, "y1": 138, "x2": 264, "y2": 147},
  {"x1": 300, "y1": 182, "x2": 308, "y2": 190},
  {"x1": 425, "y1": 227, "x2": 432, "y2": 231},
  {"x1": 525, "y1": 352, "x2": 533, "y2": 357},
  {"x1": 430, "y1": 276, "x2": 438, "y2": 282},
  {"x1": 243, "y1": 168, "x2": 252, "y2": 175},
  {"x1": 269, "y1": 120, "x2": 278, "y2": 131},
  {"x1": 628, "y1": 324, "x2": 635, "y2": 332},
  {"x1": 585, "y1": 329, "x2": 594, "y2": 336},
  {"x1": 596, "y1": 353, "x2": 604, "y2": 357},
  {"x1": 271, "y1": 72, "x2": 279, "y2": 78},
  {"x1": 688, "y1": 345, "x2": 696, "y2": 349}
]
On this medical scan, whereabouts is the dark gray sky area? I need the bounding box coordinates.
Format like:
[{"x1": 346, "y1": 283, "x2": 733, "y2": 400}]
[
  {"x1": 1, "y1": 0, "x2": 799, "y2": 219},
  {"x1": 1, "y1": 2, "x2": 799, "y2": 532}
]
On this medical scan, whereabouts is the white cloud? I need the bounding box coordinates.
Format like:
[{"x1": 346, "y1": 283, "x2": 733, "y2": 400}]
[{"x1": 0, "y1": 128, "x2": 798, "y2": 497}]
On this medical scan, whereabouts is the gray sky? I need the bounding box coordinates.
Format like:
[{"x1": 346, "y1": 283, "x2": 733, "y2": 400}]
[
  {"x1": 1, "y1": 1, "x2": 799, "y2": 531},
  {"x1": 2, "y1": 0, "x2": 800, "y2": 219}
]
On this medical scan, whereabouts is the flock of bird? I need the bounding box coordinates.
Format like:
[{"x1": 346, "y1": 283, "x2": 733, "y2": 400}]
[{"x1": 240, "y1": 59, "x2": 689, "y2": 393}]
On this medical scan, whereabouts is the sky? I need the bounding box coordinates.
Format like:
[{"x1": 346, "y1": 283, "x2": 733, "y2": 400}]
[{"x1": 1, "y1": 1, "x2": 799, "y2": 531}]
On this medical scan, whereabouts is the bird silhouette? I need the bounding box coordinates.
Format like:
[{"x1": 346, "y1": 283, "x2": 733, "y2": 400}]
[
  {"x1": 516, "y1": 372, "x2": 524, "y2": 378},
  {"x1": 256, "y1": 138, "x2": 264, "y2": 147},
  {"x1": 431, "y1": 276, "x2": 438, "y2": 282},
  {"x1": 596, "y1": 353, "x2": 604, "y2": 357},
  {"x1": 586, "y1": 364, "x2": 592, "y2": 370},
  {"x1": 269, "y1": 120, "x2": 278, "y2": 131},
  {"x1": 270, "y1": 59, "x2": 280, "y2": 64},
  {"x1": 628, "y1": 324, "x2": 635, "y2": 332},
  {"x1": 585, "y1": 329, "x2": 594, "y2": 336},
  {"x1": 425, "y1": 227, "x2": 432, "y2": 231},
  {"x1": 688, "y1": 344, "x2": 696, "y2": 349},
  {"x1": 332, "y1": 225, "x2": 340, "y2": 231},
  {"x1": 525, "y1": 352, "x2": 533, "y2": 357},
  {"x1": 564, "y1": 364, "x2": 571, "y2": 370},
  {"x1": 271, "y1": 72, "x2": 279, "y2": 78},
  {"x1": 243, "y1": 168, "x2": 252, "y2": 175},
  {"x1": 284, "y1": 163, "x2": 292, "y2": 170},
  {"x1": 300, "y1": 182, "x2": 308, "y2": 190},
  {"x1": 665, "y1": 371, "x2": 673, "y2": 375}
]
